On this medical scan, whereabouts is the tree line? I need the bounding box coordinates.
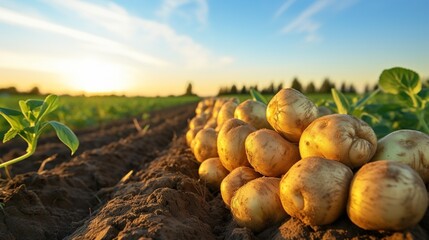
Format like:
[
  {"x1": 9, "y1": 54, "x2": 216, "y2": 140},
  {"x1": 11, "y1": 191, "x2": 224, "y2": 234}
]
[
  {"x1": 0, "y1": 86, "x2": 41, "y2": 95},
  {"x1": 217, "y1": 78, "x2": 379, "y2": 96}
]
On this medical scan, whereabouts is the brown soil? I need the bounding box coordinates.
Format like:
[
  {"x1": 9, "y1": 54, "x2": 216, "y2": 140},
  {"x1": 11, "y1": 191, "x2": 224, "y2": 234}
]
[{"x1": 0, "y1": 103, "x2": 428, "y2": 240}]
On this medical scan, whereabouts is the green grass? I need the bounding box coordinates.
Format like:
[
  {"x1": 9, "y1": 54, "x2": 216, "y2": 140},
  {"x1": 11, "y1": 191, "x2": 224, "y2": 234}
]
[{"x1": 0, "y1": 94, "x2": 200, "y2": 134}]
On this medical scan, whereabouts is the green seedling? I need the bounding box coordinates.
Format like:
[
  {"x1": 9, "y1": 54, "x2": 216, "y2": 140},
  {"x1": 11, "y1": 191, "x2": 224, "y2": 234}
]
[
  {"x1": 331, "y1": 87, "x2": 380, "y2": 118},
  {"x1": 0, "y1": 94, "x2": 79, "y2": 169}
]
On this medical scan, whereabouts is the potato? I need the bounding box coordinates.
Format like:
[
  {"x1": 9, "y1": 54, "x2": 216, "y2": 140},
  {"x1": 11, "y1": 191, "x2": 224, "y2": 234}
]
[
  {"x1": 230, "y1": 177, "x2": 287, "y2": 232},
  {"x1": 196, "y1": 98, "x2": 215, "y2": 115},
  {"x1": 198, "y1": 157, "x2": 229, "y2": 189},
  {"x1": 188, "y1": 114, "x2": 208, "y2": 129},
  {"x1": 220, "y1": 166, "x2": 261, "y2": 207},
  {"x1": 211, "y1": 98, "x2": 229, "y2": 120},
  {"x1": 266, "y1": 88, "x2": 318, "y2": 143},
  {"x1": 299, "y1": 114, "x2": 377, "y2": 168},
  {"x1": 317, "y1": 106, "x2": 332, "y2": 117},
  {"x1": 217, "y1": 118, "x2": 256, "y2": 171},
  {"x1": 371, "y1": 129, "x2": 429, "y2": 183},
  {"x1": 279, "y1": 157, "x2": 353, "y2": 226},
  {"x1": 347, "y1": 160, "x2": 428, "y2": 231},
  {"x1": 204, "y1": 118, "x2": 217, "y2": 129},
  {"x1": 217, "y1": 98, "x2": 239, "y2": 128},
  {"x1": 191, "y1": 128, "x2": 218, "y2": 162},
  {"x1": 245, "y1": 129, "x2": 300, "y2": 177},
  {"x1": 186, "y1": 126, "x2": 202, "y2": 147},
  {"x1": 234, "y1": 99, "x2": 271, "y2": 129}
]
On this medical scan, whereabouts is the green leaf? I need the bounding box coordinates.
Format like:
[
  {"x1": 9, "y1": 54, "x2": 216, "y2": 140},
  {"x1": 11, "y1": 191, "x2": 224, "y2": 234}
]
[
  {"x1": 331, "y1": 88, "x2": 350, "y2": 114},
  {"x1": 37, "y1": 95, "x2": 59, "y2": 122},
  {"x1": 418, "y1": 88, "x2": 429, "y2": 99},
  {"x1": 0, "y1": 107, "x2": 26, "y2": 130},
  {"x1": 354, "y1": 88, "x2": 380, "y2": 109},
  {"x1": 47, "y1": 121, "x2": 79, "y2": 155},
  {"x1": 3, "y1": 128, "x2": 19, "y2": 143},
  {"x1": 379, "y1": 67, "x2": 421, "y2": 94},
  {"x1": 250, "y1": 88, "x2": 268, "y2": 105},
  {"x1": 19, "y1": 99, "x2": 44, "y2": 120}
]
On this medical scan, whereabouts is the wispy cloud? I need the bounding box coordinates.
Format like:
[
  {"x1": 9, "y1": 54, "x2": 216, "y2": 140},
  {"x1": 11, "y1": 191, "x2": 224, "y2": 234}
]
[
  {"x1": 0, "y1": 6, "x2": 169, "y2": 66},
  {"x1": 277, "y1": 0, "x2": 359, "y2": 42},
  {"x1": 46, "y1": 0, "x2": 225, "y2": 68},
  {"x1": 157, "y1": 0, "x2": 208, "y2": 27},
  {"x1": 274, "y1": 0, "x2": 296, "y2": 19}
]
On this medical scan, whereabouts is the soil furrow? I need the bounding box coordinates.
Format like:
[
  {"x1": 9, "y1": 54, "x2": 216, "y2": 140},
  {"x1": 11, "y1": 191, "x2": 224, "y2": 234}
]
[
  {"x1": 66, "y1": 136, "x2": 229, "y2": 240},
  {"x1": 0, "y1": 104, "x2": 195, "y2": 240}
]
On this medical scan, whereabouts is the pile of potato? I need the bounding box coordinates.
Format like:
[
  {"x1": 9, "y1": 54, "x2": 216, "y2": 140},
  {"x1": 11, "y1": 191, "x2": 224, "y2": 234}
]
[{"x1": 186, "y1": 88, "x2": 429, "y2": 232}]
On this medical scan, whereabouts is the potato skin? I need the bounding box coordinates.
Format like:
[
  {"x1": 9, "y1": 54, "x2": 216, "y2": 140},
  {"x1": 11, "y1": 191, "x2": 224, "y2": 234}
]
[
  {"x1": 217, "y1": 99, "x2": 239, "y2": 128},
  {"x1": 230, "y1": 177, "x2": 287, "y2": 232},
  {"x1": 188, "y1": 114, "x2": 208, "y2": 130},
  {"x1": 234, "y1": 100, "x2": 272, "y2": 130},
  {"x1": 279, "y1": 157, "x2": 353, "y2": 226},
  {"x1": 347, "y1": 160, "x2": 428, "y2": 231},
  {"x1": 266, "y1": 88, "x2": 318, "y2": 143},
  {"x1": 220, "y1": 166, "x2": 261, "y2": 207},
  {"x1": 299, "y1": 114, "x2": 377, "y2": 168},
  {"x1": 186, "y1": 126, "x2": 202, "y2": 147},
  {"x1": 245, "y1": 129, "x2": 300, "y2": 177},
  {"x1": 371, "y1": 129, "x2": 429, "y2": 183},
  {"x1": 217, "y1": 118, "x2": 256, "y2": 171},
  {"x1": 198, "y1": 157, "x2": 229, "y2": 189},
  {"x1": 191, "y1": 128, "x2": 218, "y2": 162}
]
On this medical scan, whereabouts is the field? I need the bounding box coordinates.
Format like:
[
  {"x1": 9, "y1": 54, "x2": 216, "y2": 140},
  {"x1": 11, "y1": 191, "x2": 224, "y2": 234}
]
[
  {"x1": 0, "y1": 94, "x2": 200, "y2": 132},
  {"x1": 0, "y1": 79, "x2": 428, "y2": 239}
]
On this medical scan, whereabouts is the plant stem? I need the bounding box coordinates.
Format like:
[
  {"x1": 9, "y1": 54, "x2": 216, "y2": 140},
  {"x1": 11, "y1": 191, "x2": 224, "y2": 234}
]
[
  {"x1": 407, "y1": 91, "x2": 419, "y2": 108},
  {"x1": 417, "y1": 111, "x2": 429, "y2": 134},
  {"x1": 0, "y1": 144, "x2": 36, "y2": 169}
]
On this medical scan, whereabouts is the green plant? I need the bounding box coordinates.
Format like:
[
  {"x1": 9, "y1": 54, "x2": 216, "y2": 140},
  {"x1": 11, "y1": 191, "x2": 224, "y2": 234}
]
[
  {"x1": 331, "y1": 88, "x2": 380, "y2": 118},
  {"x1": 0, "y1": 94, "x2": 79, "y2": 169},
  {"x1": 378, "y1": 67, "x2": 428, "y2": 133},
  {"x1": 331, "y1": 67, "x2": 428, "y2": 137}
]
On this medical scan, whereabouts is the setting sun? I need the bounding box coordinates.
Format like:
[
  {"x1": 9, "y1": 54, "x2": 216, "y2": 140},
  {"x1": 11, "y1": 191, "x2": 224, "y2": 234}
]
[{"x1": 61, "y1": 58, "x2": 130, "y2": 94}]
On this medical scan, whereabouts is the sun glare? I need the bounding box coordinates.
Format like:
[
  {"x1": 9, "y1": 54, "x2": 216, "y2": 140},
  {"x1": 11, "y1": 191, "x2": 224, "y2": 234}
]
[{"x1": 61, "y1": 58, "x2": 130, "y2": 94}]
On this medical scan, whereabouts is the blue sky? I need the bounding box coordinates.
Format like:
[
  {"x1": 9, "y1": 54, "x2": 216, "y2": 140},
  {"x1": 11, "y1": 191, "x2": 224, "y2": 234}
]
[{"x1": 0, "y1": 0, "x2": 428, "y2": 96}]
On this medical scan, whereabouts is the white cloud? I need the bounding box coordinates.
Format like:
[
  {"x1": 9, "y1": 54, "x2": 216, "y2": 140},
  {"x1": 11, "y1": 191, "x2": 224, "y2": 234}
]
[
  {"x1": 274, "y1": 0, "x2": 296, "y2": 19},
  {"x1": 157, "y1": 0, "x2": 208, "y2": 27},
  {"x1": 278, "y1": 0, "x2": 358, "y2": 43},
  {"x1": 0, "y1": 6, "x2": 169, "y2": 66},
  {"x1": 45, "y1": 0, "x2": 225, "y2": 68}
]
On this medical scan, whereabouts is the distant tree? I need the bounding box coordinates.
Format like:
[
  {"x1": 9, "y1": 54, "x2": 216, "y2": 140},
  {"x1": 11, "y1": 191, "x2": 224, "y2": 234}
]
[
  {"x1": 340, "y1": 82, "x2": 347, "y2": 93},
  {"x1": 348, "y1": 84, "x2": 357, "y2": 94},
  {"x1": 240, "y1": 85, "x2": 248, "y2": 94},
  {"x1": 262, "y1": 82, "x2": 275, "y2": 94},
  {"x1": 291, "y1": 77, "x2": 303, "y2": 93},
  {"x1": 185, "y1": 82, "x2": 194, "y2": 96},
  {"x1": 28, "y1": 86, "x2": 41, "y2": 95},
  {"x1": 0, "y1": 87, "x2": 18, "y2": 94},
  {"x1": 217, "y1": 86, "x2": 228, "y2": 96},
  {"x1": 305, "y1": 82, "x2": 316, "y2": 94},
  {"x1": 364, "y1": 84, "x2": 370, "y2": 94},
  {"x1": 319, "y1": 78, "x2": 334, "y2": 94},
  {"x1": 277, "y1": 82, "x2": 284, "y2": 93},
  {"x1": 230, "y1": 84, "x2": 238, "y2": 94},
  {"x1": 267, "y1": 82, "x2": 275, "y2": 94}
]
